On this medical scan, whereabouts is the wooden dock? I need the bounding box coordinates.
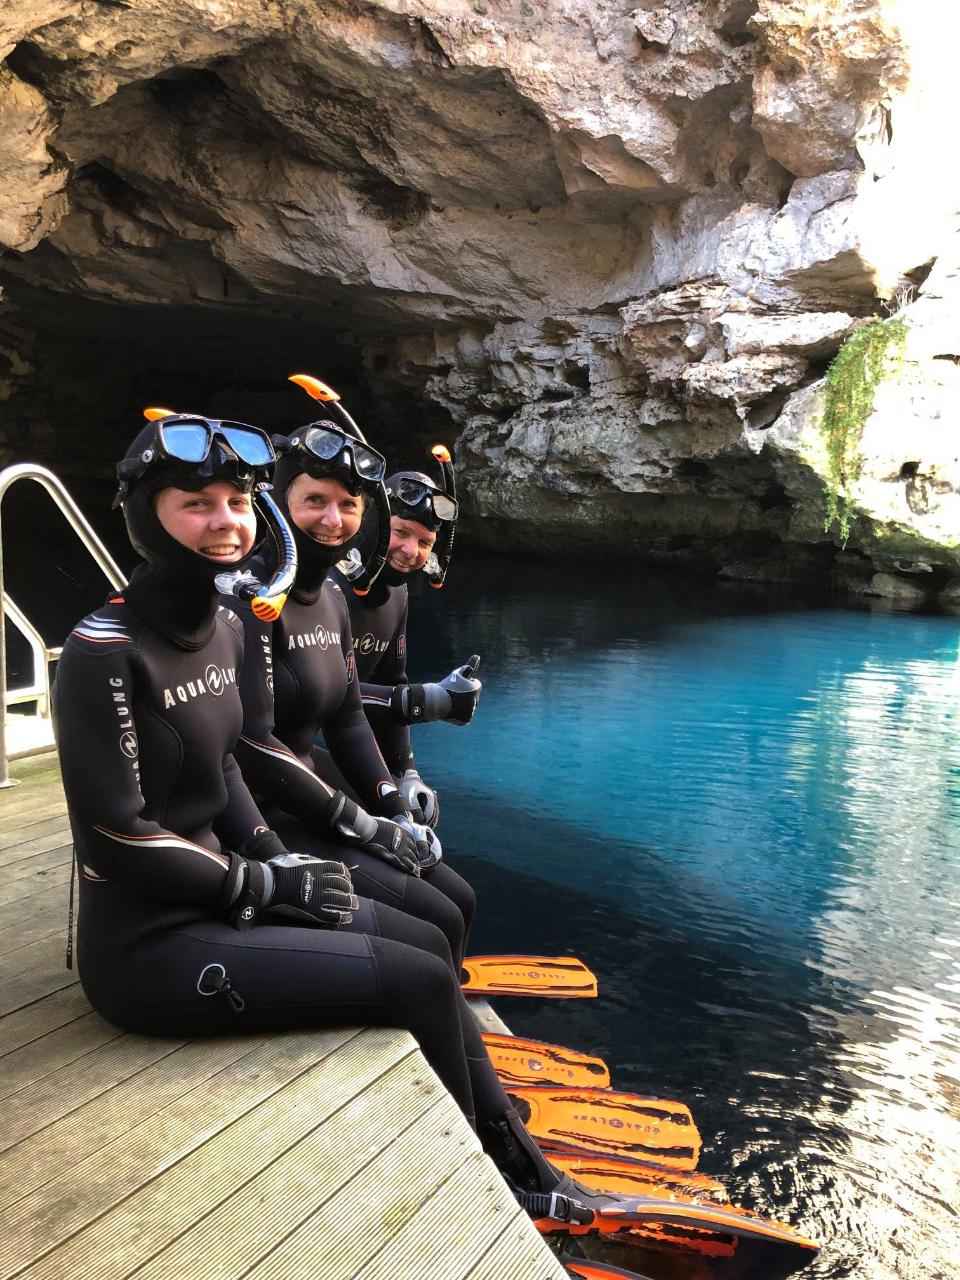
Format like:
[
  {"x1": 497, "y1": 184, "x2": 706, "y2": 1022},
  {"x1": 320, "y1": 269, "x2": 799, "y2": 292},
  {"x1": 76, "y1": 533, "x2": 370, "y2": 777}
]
[{"x1": 0, "y1": 754, "x2": 566, "y2": 1280}]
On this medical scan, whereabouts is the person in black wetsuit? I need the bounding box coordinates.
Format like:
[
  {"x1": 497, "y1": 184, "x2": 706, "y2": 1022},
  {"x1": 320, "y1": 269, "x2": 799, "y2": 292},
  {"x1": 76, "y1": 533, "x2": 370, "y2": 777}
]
[
  {"x1": 53, "y1": 412, "x2": 641, "y2": 1228},
  {"x1": 336, "y1": 466, "x2": 481, "y2": 828},
  {"x1": 226, "y1": 420, "x2": 477, "y2": 970}
]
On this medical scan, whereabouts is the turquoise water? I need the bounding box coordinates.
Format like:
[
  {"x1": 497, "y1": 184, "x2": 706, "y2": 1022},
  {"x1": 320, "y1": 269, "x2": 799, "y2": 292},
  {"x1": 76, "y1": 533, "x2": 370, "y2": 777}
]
[{"x1": 408, "y1": 560, "x2": 960, "y2": 1280}]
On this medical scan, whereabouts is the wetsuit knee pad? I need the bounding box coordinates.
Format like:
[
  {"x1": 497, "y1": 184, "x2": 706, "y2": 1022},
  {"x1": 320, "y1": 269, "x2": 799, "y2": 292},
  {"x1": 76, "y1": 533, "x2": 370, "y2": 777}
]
[
  {"x1": 429, "y1": 864, "x2": 476, "y2": 936},
  {"x1": 366, "y1": 899, "x2": 454, "y2": 971}
]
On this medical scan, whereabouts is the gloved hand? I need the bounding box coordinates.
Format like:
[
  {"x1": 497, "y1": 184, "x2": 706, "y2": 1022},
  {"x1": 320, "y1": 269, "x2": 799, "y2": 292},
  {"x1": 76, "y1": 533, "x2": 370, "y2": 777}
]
[
  {"x1": 267, "y1": 852, "x2": 358, "y2": 927},
  {"x1": 394, "y1": 814, "x2": 443, "y2": 872},
  {"x1": 396, "y1": 768, "x2": 440, "y2": 828},
  {"x1": 390, "y1": 656, "x2": 483, "y2": 727},
  {"x1": 324, "y1": 790, "x2": 420, "y2": 876},
  {"x1": 224, "y1": 831, "x2": 358, "y2": 930}
]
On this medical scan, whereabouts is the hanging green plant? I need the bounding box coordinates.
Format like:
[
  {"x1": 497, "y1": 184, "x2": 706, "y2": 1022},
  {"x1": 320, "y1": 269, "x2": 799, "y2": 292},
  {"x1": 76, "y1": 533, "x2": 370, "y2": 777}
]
[{"x1": 820, "y1": 314, "x2": 907, "y2": 543}]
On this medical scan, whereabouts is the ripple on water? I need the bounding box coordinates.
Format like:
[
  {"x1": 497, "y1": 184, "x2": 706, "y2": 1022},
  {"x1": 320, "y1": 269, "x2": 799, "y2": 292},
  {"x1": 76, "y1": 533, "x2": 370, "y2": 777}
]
[{"x1": 410, "y1": 569, "x2": 960, "y2": 1279}]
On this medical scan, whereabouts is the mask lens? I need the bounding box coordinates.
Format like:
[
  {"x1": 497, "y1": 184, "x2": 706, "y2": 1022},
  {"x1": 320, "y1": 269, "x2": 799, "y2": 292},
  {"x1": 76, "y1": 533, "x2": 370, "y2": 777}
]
[
  {"x1": 433, "y1": 493, "x2": 458, "y2": 522},
  {"x1": 395, "y1": 478, "x2": 429, "y2": 506},
  {"x1": 304, "y1": 425, "x2": 347, "y2": 460},
  {"x1": 221, "y1": 424, "x2": 275, "y2": 466},
  {"x1": 159, "y1": 421, "x2": 211, "y2": 463},
  {"x1": 354, "y1": 445, "x2": 386, "y2": 480}
]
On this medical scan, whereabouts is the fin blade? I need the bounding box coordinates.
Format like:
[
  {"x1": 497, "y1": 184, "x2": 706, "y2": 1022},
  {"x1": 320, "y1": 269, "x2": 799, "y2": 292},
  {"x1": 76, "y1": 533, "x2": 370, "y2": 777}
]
[
  {"x1": 508, "y1": 1085, "x2": 701, "y2": 1170},
  {"x1": 482, "y1": 1033, "x2": 611, "y2": 1088},
  {"x1": 462, "y1": 954, "x2": 598, "y2": 998},
  {"x1": 548, "y1": 1150, "x2": 727, "y2": 1204}
]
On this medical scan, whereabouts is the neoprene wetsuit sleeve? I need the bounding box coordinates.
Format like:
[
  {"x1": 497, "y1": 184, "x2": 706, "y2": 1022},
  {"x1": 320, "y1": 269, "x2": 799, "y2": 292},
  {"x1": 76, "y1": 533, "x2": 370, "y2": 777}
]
[
  {"x1": 358, "y1": 598, "x2": 416, "y2": 776},
  {"x1": 230, "y1": 599, "x2": 341, "y2": 825},
  {"x1": 213, "y1": 752, "x2": 275, "y2": 852},
  {"x1": 53, "y1": 632, "x2": 232, "y2": 907},
  {"x1": 320, "y1": 595, "x2": 402, "y2": 811}
]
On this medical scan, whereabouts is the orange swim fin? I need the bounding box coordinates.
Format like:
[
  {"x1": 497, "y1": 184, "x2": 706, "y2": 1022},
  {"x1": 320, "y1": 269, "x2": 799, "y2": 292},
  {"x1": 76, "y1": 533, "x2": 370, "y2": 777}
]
[
  {"x1": 547, "y1": 1149, "x2": 727, "y2": 1204},
  {"x1": 548, "y1": 1152, "x2": 735, "y2": 1259},
  {"x1": 482, "y1": 1033, "x2": 611, "y2": 1088},
  {"x1": 508, "y1": 1085, "x2": 702, "y2": 1170},
  {"x1": 534, "y1": 1188, "x2": 819, "y2": 1250},
  {"x1": 461, "y1": 954, "x2": 598, "y2": 998}
]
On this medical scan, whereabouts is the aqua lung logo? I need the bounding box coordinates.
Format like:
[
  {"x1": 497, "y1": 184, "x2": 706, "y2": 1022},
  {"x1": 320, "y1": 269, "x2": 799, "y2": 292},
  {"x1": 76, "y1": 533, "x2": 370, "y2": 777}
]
[
  {"x1": 162, "y1": 666, "x2": 236, "y2": 709},
  {"x1": 241, "y1": 905, "x2": 255, "y2": 922},
  {"x1": 287, "y1": 627, "x2": 340, "y2": 651},
  {"x1": 357, "y1": 632, "x2": 389, "y2": 657},
  {"x1": 205, "y1": 664, "x2": 225, "y2": 695},
  {"x1": 109, "y1": 676, "x2": 140, "y2": 785},
  {"x1": 301, "y1": 871, "x2": 315, "y2": 903},
  {"x1": 260, "y1": 631, "x2": 274, "y2": 692},
  {"x1": 574, "y1": 1112, "x2": 659, "y2": 1136}
]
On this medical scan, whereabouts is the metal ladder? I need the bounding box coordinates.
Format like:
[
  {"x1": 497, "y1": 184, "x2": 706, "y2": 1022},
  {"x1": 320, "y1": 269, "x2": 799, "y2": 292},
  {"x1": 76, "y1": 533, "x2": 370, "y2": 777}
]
[{"x1": 0, "y1": 464, "x2": 125, "y2": 787}]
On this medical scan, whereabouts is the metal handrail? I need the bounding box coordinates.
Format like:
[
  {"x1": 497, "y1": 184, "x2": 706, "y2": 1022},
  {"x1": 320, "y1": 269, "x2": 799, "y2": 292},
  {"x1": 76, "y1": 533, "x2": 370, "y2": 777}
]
[{"x1": 0, "y1": 464, "x2": 125, "y2": 786}]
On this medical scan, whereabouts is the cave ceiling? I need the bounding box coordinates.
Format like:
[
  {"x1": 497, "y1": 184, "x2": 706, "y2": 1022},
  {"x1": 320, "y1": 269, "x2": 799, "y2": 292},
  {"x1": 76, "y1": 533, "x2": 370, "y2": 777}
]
[{"x1": 2, "y1": 1, "x2": 957, "y2": 596}]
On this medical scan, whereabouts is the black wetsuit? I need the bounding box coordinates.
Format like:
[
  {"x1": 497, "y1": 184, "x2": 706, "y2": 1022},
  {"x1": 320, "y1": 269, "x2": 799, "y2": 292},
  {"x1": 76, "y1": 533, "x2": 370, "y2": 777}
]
[
  {"x1": 229, "y1": 569, "x2": 475, "y2": 965},
  {"x1": 335, "y1": 570, "x2": 415, "y2": 776},
  {"x1": 53, "y1": 591, "x2": 504, "y2": 1126}
]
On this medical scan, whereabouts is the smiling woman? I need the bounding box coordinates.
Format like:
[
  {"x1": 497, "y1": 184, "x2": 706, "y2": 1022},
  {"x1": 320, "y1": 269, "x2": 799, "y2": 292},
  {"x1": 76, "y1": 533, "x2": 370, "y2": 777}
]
[
  {"x1": 284, "y1": 473, "x2": 364, "y2": 550},
  {"x1": 154, "y1": 481, "x2": 258, "y2": 562}
]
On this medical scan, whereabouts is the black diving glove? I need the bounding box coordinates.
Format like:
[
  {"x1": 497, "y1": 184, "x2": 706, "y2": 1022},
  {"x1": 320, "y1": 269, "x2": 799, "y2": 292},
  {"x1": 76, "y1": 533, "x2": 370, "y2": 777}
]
[
  {"x1": 224, "y1": 831, "x2": 358, "y2": 930},
  {"x1": 324, "y1": 791, "x2": 421, "y2": 876},
  {"x1": 266, "y1": 853, "x2": 358, "y2": 927},
  {"x1": 390, "y1": 655, "x2": 483, "y2": 727},
  {"x1": 395, "y1": 768, "x2": 440, "y2": 828}
]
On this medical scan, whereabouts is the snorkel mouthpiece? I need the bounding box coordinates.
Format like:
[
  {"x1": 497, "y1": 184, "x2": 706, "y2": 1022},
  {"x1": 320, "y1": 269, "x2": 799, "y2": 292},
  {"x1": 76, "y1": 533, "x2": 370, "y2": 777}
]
[{"x1": 214, "y1": 488, "x2": 297, "y2": 621}]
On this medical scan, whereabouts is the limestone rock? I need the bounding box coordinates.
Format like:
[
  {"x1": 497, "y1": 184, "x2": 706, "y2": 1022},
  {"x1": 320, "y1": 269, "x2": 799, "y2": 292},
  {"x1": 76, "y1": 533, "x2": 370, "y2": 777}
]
[
  {"x1": 0, "y1": 0, "x2": 955, "y2": 593},
  {"x1": 0, "y1": 68, "x2": 67, "y2": 250}
]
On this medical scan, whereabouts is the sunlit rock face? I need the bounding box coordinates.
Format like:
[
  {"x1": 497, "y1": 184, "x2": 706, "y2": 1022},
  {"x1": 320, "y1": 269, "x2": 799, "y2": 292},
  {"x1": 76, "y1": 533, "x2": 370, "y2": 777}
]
[{"x1": 0, "y1": 1, "x2": 956, "y2": 598}]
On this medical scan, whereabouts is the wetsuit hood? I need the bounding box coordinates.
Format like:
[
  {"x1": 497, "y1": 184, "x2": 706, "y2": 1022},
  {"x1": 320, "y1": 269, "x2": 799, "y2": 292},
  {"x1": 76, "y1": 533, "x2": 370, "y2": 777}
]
[
  {"x1": 120, "y1": 424, "x2": 261, "y2": 648},
  {"x1": 271, "y1": 450, "x2": 366, "y2": 603}
]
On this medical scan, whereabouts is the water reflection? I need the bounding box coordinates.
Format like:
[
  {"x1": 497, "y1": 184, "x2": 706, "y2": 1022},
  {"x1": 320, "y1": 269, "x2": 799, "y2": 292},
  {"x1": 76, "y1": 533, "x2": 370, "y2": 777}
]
[{"x1": 408, "y1": 561, "x2": 960, "y2": 1279}]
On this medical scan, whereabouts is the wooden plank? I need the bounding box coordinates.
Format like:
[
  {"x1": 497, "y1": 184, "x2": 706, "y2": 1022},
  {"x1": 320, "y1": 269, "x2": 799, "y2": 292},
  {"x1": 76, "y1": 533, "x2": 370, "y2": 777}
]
[
  {"x1": 2, "y1": 1027, "x2": 364, "y2": 1275},
  {"x1": 464, "y1": 1211, "x2": 568, "y2": 1280},
  {"x1": 0, "y1": 1029, "x2": 189, "y2": 1152},
  {"x1": 0, "y1": 984, "x2": 92, "y2": 1056},
  {"x1": 0, "y1": 959, "x2": 78, "y2": 1018},
  {"x1": 0, "y1": 862, "x2": 71, "y2": 907},
  {"x1": 0, "y1": 907, "x2": 64, "y2": 958},
  {"x1": 0, "y1": 792, "x2": 67, "y2": 826},
  {"x1": 0, "y1": 1032, "x2": 291, "y2": 1210},
  {"x1": 58, "y1": 1036, "x2": 429, "y2": 1280},
  {"x1": 244, "y1": 1080, "x2": 475, "y2": 1280},
  {"x1": 0, "y1": 827, "x2": 71, "y2": 866},
  {"x1": 0, "y1": 1009, "x2": 122, "y2": 1101},
  {"x1": 4, "y1": 843, "x2": 72, "y2": 881},
  {"x1": 0, "y1": 933, "x2": 69, "y2": 981},
  {"x1": 0, "y1": 883, "x2": 70, "y2": 932},
  {"x1": 355, "y1": 1150, "x2": 517, "y2": 1280},
  {"x1": 0, "y1": 813, "x2": 71, "y2": 854}
]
